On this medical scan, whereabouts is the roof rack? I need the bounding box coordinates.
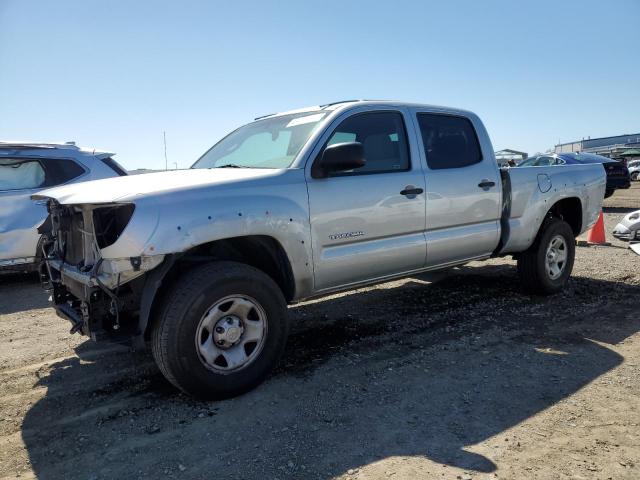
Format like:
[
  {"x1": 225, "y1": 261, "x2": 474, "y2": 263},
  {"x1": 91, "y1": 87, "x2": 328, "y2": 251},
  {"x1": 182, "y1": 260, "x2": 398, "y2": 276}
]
[
  {"x1": 254, "y1": 112, "x2": 276, "y2": 121},
  {"x1": 0, "y1": 141, "x2": 79, "y2": 150},
  {"x1": 319, "y1": 99, "x2": 363, "y2": 109},
  {"x1": 253, "y1": 99, "x2": 370, "y2": 121}
]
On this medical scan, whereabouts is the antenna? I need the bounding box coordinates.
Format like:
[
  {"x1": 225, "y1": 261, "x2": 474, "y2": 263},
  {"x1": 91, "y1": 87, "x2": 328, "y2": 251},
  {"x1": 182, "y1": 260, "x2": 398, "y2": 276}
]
[{"x1": 163, "y1": 131, "x2": 168, "y2": 171}]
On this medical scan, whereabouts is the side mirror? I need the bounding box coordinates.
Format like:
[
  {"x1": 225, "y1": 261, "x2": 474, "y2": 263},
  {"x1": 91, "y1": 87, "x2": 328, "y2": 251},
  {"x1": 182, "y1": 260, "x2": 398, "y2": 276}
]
[{"x1": 314, "y1": 142, "x2": 366, "y2": 178}]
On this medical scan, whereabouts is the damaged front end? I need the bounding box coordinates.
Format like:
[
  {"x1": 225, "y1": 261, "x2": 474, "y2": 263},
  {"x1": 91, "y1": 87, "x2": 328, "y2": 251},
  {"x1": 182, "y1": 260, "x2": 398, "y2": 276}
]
[{"x1": 40, "y1": 200, "x2": 164, "y2": 342}]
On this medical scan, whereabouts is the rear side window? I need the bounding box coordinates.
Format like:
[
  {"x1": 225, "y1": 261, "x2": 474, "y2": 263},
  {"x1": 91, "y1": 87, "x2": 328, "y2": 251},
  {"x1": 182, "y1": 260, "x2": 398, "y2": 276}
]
[
  {"x1": 535, "y1": 156, "x2": 555, "y2": 166},
  {"x1": 0, "y1": 158, "x2": 45, "y2": 190},
  {"x1": 518, "y1": 157, "x2": 537, "y2": 167},
  {"x1": 324, "y1": 111, "x2": 410, "y2": 175},
  {"x1": 417, "y1": 113, "x2": 482, "y2": 169},
  {"x1": 40, "y1": 158, "x2": 86, "y2": 187}
]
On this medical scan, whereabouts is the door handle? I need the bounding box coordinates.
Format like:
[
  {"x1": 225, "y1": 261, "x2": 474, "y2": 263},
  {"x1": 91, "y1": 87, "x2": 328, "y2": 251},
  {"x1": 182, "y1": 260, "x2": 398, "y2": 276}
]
[
  {"x1": 400, "y1": 186, "x2": 424, "y2": 196},
  {"x1": 478, "y1": 180, "x2": 496, "y2": 189}
]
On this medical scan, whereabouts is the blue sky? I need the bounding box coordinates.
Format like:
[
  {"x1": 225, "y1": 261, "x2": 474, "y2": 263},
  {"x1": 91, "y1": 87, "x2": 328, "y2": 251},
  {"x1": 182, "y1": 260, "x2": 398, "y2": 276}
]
[{"x1": 1, "y1": 0, "x2": 638, "y2": 170}]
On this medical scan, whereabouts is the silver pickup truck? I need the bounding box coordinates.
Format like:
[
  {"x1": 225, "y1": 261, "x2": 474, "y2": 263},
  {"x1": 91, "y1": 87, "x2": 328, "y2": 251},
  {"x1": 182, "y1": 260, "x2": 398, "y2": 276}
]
[{"x1": 36, "y1": 100, "x2": 606, "y2": 398}]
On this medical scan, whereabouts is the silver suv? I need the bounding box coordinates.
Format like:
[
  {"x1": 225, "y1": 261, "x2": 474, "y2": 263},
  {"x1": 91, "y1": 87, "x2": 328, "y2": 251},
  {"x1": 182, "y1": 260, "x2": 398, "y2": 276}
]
[{"x1": 0, "y1": 142, "x2": 127, "y2": 272}]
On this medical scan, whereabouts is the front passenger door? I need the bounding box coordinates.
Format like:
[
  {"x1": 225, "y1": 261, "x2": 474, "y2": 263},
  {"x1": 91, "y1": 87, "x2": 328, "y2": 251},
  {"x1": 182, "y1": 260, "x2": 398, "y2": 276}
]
[{"x1": 306, "y1": 110, "x2": 427, "y2": 291}]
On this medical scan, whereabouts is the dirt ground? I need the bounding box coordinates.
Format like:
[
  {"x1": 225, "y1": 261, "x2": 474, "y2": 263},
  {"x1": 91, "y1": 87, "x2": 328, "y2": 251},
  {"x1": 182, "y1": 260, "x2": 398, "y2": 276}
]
[{"x1": 1, "y1": 184, "x2": 639, "y2": 480}]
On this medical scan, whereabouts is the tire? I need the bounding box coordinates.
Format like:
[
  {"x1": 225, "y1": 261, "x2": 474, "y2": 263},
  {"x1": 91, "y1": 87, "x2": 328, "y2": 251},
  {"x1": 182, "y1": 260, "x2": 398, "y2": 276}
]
[
  {"x1": 632, "y1": 172, "x2": 639, "y2": 181},
  {"x1": 604, "y1": 189, "x2": 614, "y2": 199},
  {"x1": 151, "y1": 261, "x2": 289, "y2": 399},
  {"x1": 517, "y1": 217, "x2": 575, "y2": 295}
]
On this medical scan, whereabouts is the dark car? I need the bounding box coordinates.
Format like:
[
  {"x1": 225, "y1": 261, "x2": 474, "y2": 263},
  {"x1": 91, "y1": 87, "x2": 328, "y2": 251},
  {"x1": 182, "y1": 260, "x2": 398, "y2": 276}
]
[{"x1": 518, "y1": 152, "x2": 630, "y2": 198}]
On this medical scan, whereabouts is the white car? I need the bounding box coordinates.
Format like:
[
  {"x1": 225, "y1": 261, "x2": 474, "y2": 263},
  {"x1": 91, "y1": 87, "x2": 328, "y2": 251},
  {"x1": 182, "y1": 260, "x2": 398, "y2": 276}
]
[
  {"x1": 628, "y1": 159, "x2": 640, "y2": 181},
  {"x1": 613, "y1": 210, "x2": 640, "y2": 241},
  {"x1": 0, "y1": 142, "x2": 127, "y2": 272}
]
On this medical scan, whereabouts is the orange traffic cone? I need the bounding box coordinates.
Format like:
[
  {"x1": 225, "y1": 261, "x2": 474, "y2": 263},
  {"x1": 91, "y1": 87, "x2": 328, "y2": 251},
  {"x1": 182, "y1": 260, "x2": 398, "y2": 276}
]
[{"x1": 587, "y1": 211, "x2": 609, "y2": 245}]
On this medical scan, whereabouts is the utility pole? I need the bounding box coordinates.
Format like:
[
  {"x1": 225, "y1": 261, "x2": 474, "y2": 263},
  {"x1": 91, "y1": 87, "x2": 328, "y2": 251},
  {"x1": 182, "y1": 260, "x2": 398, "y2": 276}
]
[{"x1": 163, "y1": 131, "x2": 168, "y2": 171}]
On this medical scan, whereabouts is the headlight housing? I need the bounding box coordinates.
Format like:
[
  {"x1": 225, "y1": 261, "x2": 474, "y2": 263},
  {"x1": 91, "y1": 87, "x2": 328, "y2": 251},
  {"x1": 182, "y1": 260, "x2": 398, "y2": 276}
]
[{"x1": 92, "y1": 204, "x2": 135, "y2": 249}]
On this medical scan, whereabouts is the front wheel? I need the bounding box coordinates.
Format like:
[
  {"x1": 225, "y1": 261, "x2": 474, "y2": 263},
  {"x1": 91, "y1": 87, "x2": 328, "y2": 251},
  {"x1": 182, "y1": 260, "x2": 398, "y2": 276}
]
[
  {"x1": 151, "y1": 261, "x2": 289, "y2": 399},
  {"x1": 517, "y1": 217, "x2": 575, "y2": 295},
  {"x1": 631, "y1": 172, "x2": 639, "y2": 181}
]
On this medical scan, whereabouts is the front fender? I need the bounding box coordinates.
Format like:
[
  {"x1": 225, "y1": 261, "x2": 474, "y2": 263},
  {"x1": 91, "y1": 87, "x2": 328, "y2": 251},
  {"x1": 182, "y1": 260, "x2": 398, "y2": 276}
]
[{"x1": 100, "y1": 182, "x2": 314, "y2": 301}]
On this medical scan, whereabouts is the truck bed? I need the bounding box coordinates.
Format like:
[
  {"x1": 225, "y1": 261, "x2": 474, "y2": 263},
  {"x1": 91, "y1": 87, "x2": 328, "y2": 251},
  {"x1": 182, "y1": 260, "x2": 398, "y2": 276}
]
[{"x1": 499, "y1": 164, "x2": 606, "y2": 254}]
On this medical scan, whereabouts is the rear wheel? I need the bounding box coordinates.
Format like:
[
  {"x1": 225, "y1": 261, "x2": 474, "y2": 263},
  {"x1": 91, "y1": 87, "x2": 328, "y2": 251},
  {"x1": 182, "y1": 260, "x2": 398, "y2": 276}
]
[
  {"x1": 151, "y1": 261, "x2": 289, "y2": 399},
  {"x1": 631, "y1": 172, "x2": 639, "y2": 181},
  {"x1": 604, "y1": 189, "x2": 614, "y2": 199},
  {"x1": 517, "y1": 217, "x2": 575, "y2": 295}
]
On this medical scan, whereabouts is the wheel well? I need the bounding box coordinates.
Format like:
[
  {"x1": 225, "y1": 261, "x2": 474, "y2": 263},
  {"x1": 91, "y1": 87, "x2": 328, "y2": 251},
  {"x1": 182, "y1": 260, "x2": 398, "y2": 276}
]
[
  {"x1": 140, "y1": 236, "x2": 295, "y2": 341},
  {"x1": 548, "y1": 197, "x2": 582, "y2": 236}
]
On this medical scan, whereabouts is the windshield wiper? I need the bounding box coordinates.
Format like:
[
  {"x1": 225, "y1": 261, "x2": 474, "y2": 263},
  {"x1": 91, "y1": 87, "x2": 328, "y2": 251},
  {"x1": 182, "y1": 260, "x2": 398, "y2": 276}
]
[{"x1": 214, "y1": 164, "x2": 246, "y2": 168}]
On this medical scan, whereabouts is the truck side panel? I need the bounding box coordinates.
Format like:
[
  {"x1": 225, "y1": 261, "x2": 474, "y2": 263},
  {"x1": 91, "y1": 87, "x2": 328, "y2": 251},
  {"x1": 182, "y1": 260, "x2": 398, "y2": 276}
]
[{"x1": 499, "y1": 164, "x2": 605, "y2": 254}]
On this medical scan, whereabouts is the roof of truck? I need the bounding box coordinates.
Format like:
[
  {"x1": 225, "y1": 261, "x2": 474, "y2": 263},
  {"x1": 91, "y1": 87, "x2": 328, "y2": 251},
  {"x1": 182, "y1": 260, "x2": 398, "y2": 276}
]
[{"x1": 255, "y1": 100, "x2": 474, "y2": 121}]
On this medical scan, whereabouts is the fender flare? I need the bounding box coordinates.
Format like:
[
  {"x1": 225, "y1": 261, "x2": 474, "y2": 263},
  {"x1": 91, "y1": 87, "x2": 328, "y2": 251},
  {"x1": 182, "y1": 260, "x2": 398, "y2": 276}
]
[{"x1": 132, "y1": 254, "x2": 180, "y2": 349}]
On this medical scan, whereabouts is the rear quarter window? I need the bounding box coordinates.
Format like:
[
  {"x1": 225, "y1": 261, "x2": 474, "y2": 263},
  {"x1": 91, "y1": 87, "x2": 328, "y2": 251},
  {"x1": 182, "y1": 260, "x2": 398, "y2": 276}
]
[
  {"x1": 100, "y1": 156, "x2": 128, "y2": 176},
  {"x1": 40, "y1": 158, "x2": 86, "y2": 187}
]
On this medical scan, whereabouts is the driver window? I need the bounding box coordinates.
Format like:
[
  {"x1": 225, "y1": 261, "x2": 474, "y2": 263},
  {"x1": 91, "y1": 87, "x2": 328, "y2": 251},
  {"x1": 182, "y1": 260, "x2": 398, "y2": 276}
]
[{"x1": 324, "y1": 112, "x2": 410, "y2": 175}]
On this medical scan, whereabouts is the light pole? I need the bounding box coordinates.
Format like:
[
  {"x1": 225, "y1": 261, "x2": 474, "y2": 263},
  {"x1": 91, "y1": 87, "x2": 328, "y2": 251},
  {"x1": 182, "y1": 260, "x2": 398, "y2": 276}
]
[{"x1": 163, "y1": 131, "x2": 168, "y2": 170}]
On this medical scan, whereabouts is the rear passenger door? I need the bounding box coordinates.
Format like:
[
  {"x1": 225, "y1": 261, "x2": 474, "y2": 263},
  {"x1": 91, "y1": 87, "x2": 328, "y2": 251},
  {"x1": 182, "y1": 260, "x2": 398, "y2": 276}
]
[{"x1": 413, "y1": 112, "x2": 501, "y2": 267}]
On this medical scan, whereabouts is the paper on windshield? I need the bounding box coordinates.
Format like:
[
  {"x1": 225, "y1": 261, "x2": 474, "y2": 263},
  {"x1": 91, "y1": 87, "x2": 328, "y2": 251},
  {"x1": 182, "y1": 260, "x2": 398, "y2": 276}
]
[{"x1": 286, "y1": 113, "x2": 326, "y2": 128}]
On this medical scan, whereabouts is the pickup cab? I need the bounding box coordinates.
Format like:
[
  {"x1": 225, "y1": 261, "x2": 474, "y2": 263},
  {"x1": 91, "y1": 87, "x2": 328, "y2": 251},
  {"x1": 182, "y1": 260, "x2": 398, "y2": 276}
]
[{"x1": 36, "y1": 101, "x2": 606, "y2": 398}]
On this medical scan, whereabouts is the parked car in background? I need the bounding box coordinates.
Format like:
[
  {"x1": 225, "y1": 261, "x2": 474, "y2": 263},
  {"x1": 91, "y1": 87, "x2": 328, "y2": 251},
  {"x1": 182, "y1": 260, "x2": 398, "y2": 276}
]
[
  {"x1": 518, "y1": 152, "x2": 630, "y2": 198},
  {"x1": 628, "y1": 159, "x2": 640, "y2": 181},
  {"x1": 613, "y1": 210, "x2": 640, "y2": 241},
  {"x1": 0, "y1": 142, "x2": 127, "y2": 272}
]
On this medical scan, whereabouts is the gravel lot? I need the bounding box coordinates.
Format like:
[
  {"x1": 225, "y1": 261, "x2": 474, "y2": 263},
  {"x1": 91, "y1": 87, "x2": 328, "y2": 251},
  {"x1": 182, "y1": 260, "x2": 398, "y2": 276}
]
[{"x1": 1, "y1": 184, "x2": 639, "y2": 480}]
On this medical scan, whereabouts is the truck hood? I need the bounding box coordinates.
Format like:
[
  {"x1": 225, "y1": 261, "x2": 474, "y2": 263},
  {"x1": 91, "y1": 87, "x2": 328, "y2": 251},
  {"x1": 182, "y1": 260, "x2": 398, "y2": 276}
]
[{"x1": 33, "y1": 168, "x2": 286, "y2": 205}]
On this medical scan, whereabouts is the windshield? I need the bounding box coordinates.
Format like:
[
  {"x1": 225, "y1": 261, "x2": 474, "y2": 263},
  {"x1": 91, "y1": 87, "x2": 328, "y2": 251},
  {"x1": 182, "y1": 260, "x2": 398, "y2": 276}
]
[{"x1": 192, "y1": 112, "x2": 328, "y2": 169}]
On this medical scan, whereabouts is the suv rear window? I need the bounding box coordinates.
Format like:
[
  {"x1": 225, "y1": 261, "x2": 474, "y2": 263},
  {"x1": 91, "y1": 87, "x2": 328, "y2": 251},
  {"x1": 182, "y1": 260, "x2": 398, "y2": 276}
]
[{"x1": 417, "y1": 113, "x2": 482, "y2": 170}]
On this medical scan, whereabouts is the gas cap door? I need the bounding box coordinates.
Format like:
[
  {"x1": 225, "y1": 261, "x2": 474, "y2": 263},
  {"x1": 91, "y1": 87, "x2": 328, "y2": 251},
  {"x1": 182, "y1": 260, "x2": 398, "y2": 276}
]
[{"x1": 537, "y1": 173, "x2": 552, "y2": 193}]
